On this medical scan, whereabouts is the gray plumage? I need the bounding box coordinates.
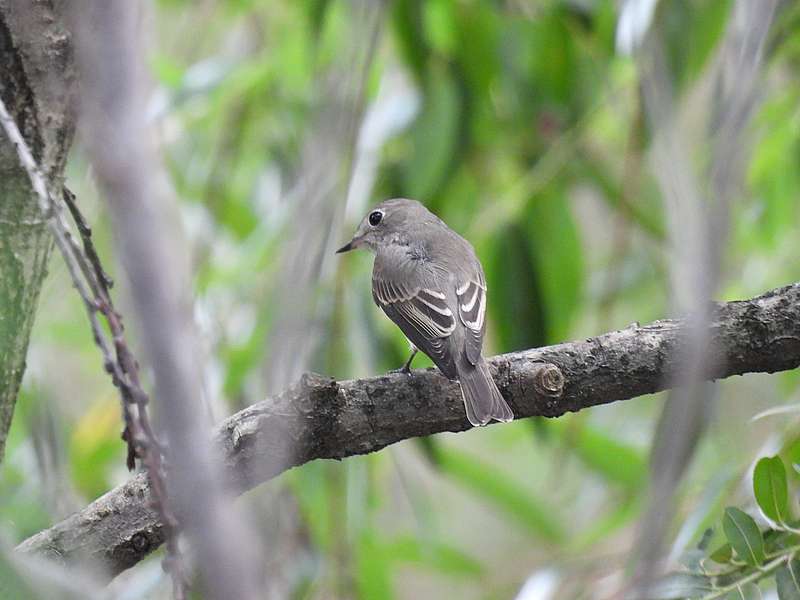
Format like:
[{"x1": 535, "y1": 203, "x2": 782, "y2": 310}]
[{"x1": 336, "y1": 198, "x2": 513, "y2": 427}]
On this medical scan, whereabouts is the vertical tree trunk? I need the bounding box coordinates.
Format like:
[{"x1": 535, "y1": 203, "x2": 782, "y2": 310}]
[{"x1": 0, "y1": 2, "x2": 76, "y2": 461}]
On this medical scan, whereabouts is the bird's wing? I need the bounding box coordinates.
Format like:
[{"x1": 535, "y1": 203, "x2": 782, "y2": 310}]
[
  {"x1": 372, "y1": 272, "x2": 457, "y2": 373},
  {"x1": 456, "y1": 271, "x2": 487, "y2": 366}
]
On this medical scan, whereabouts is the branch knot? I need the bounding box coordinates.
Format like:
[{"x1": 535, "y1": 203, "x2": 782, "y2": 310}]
[{"x1": 532, "y1": 363, "x2": 565, "y2": 398}]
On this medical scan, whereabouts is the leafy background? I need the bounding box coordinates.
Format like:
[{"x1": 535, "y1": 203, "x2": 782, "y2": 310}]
[{"x1": 2, "y1": 0, "x2": 800, "y2": 598}]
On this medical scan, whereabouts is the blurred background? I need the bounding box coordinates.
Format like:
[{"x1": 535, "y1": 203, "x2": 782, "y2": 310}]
[{"x1": 2, "y1": 0, "x2": 800, "y2": 598}]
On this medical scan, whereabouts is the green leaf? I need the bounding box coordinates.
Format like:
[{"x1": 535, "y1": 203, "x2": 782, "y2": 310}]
[
  {"x1": 682, "y1": 0, "x2": 732, "y2": 87},
  {"x1": 403, "y1": 64, "x2": 462, "y2": 201},
  {"x1": 385, "y1": 536, "x2": 483, "y2": 577},
  {"x1": 221, "y1": 314, "x2": 269, "y2": 398},
  {"x1": 777, "y1": 562, "x2": 800, "y2": 600},
  {"x1": 0, "y1": 553, "x2": 37, "y2": 600},
  {"x1": 355, "y1": 528, "x2": 394, "y2": 600},
  {"x1": 570, "y1": 496, "x2": 639, "y2": 551},
  {"x1": 723, "y1": 582, "x2": 761, "y2": 600},
  {"x1": 305, "y1": 0, "x2": 331, "y2": 37},
  {"x1": 69, "y1": 399, "x2": 124, "y2": 499},
  {"x1": 662, "y1": 0, "x2": 732, "y2": 91},
  {"x1": 547, "y1": 418, "x2": 646, "y2": 488},
  {"x1": 753, "y1": 456, "x2": 789, "y2": 523},
  {"x1": 671, "y1": 474, "x2": 734, "y2": 565},
  {"x1": 528, "y1": 11, "x2": 577, "y2": 106},
  {"x1": 288, "y1": 461, "x2": 337, "y2": 551},
  {"x1": 150, "y1": 54, "x2": 185, "y2": 88},
  {"x1": 709, "y1": 543, "x2": 733, "y2": 564},
  {"x1": 487, "y1": 223, "x2": 548, "y2": 350},
  {"x1": 436, "y1": 446, "x2": 566, "y2": 543},
  {"x1": 391, "y1": 0, "x2": 430, "y2": 82},
  {"x1": 526, "y1": 191, "x2": 584, "y2": 342},
  {"x1": 722, "y1": 507, "x2": 766, "y2": 566},
  {"x1": 645, "y1": 572, "x2": 713, "y2": 599},
  {"x1": 422, "y1": 0, "x2": 456, "y2": 55},
  {"x1": 747, "y1": 89, "x2": 800, "y2": 247},
  {"x1": 452, "y1": 2, "x2": 498, "y2": 95}
]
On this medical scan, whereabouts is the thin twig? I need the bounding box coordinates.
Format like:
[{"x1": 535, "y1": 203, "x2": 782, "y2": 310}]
[
  {"x1": 701, "y1": 552, "x2": 794, "y2": 600},
  {"x1": 0, "y1": 94, "x2": 188, "y2": 597},
  {"x1": 62, "y1": 188, "x2": 114, "y2": 290}
]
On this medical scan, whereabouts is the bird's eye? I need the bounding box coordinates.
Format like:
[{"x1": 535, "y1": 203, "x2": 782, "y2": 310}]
[{"x1": 368, "y1": 210, "x2": 383, "y2": 226}]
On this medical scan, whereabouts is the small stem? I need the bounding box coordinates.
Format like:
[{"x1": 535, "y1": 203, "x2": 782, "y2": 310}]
[
  {"x1": 701, "y1": 551, "x2": 795, "y2": 600},
  {"x1": 777, "y1": 522, "x2": 800, "y2": 537},
  {"x1": 765, "y1": 544, "x2": 800, "y2": 559}
]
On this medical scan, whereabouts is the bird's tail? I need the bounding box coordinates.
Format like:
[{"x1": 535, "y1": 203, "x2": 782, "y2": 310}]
[{"x1": 457, "y1": 359, "x2": 514, "y2": 427}]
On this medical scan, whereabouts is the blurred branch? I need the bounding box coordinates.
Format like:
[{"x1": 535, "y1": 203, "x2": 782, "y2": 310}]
[
  {"x1": 17, "y1": 282, "x2": 800, "y2": 581},
  {"x1": 70, "y1": 2, "x2": 263, "y2": 598},
  {"x1": 2, "y1": 9, "x2": 188, "y2": 592},
  {"x1": 629, "y1": 1, "x2": 778, "y2": 592},
  {"x1": 263, "y1": 0, "x2": 384, "y2": 394}
]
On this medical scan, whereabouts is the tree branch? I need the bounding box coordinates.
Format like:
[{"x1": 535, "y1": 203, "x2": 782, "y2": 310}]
[
  {"x1": 0, "y1": 0, "x2": 76, "y2": 462},
  {"x1": 16, "y1": 282, "x2": 800, "y2": 581}
]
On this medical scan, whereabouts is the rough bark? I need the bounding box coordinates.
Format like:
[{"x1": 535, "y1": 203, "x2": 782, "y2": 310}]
[
  {"x1": 0, "y1": 1, "x2": 76, "y2": 461},
  {"x1": 17, "y1": 282, "x2": 800, "y2": 581}
]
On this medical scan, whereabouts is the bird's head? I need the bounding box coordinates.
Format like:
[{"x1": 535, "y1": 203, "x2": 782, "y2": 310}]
[{"x1": 336, "y1": 198, "x2": 430, "y2": 254}]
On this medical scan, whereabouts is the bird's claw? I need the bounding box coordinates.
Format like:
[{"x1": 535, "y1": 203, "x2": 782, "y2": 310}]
[{"x1": 390, "y1": 365, "x2": 413, "y2": 376}]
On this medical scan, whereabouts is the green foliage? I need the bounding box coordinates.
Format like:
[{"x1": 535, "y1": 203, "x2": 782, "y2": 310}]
[
  {"x1": 383, "y1": 536, "x2": 483, "y2": 577},
  {"x1": 722, "y1": 507, "x2": 765, "y2": 567},
  {"x1": 662, "y1": 0, "x2": 733, "y2": 90},
  {"x1": 488, "y1": 224, "x2": 548, "y2": 350},
  {"x1": 526, "y1": 192, "x2": 584, "y2": 342},
  {"x1": 659, "y1": 457, "x2": 800, "y2": 598},
  {"x1": 0, "y1": 554, "x2": 36, "y2": 600},
  {"x1": 434, "y1": 445, "x2": 566, "y2": 543},
  {"x1": 547, "y1": 417, "x2": 647, "y2": 489},
  {"x1": 754, "y1": 456, "x2": 790, "y2": 524},
  {"x1": 402, "y1": 65, "x2": 462, "y2": 201},
  {"x1": 724, "y1": 582, "x2": 762, "y2": 600},
  {"x1": 709, "y1": 543, "x2": 732, "y2": 564},
  {"x1": 777, "y1": 561, "x2": 800, "y2": 600},
  {"x1": 355, "y1": 528, "x2": 394, "y2": 600}
]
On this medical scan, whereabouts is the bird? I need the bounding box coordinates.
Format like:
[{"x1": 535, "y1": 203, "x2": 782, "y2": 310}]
[{"x1": 336, "y1": 198, "x2": 514, "y2": 427}]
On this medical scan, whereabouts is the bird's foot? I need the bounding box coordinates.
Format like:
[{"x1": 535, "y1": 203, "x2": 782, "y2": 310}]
[
  {"x1": 389, "y1": 364, "x2": 413, "y2": 376},
  {"x1": 390, "y1": 347, "x2": 418, "y2": 376}
]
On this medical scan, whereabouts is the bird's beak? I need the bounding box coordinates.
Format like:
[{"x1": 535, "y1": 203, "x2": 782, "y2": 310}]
[{"x1": 336, "y1": 239, "x2": 356, "y2": 254}]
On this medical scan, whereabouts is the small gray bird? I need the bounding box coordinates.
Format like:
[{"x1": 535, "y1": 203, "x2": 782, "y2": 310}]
[{"x1": 336, "y1": 198, "x2": 514, "y2": 426}]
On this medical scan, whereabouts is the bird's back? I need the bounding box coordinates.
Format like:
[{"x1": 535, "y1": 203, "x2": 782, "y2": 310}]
[{"x1": 371, "y1": 217, "x2": 483, "y2": 378}]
